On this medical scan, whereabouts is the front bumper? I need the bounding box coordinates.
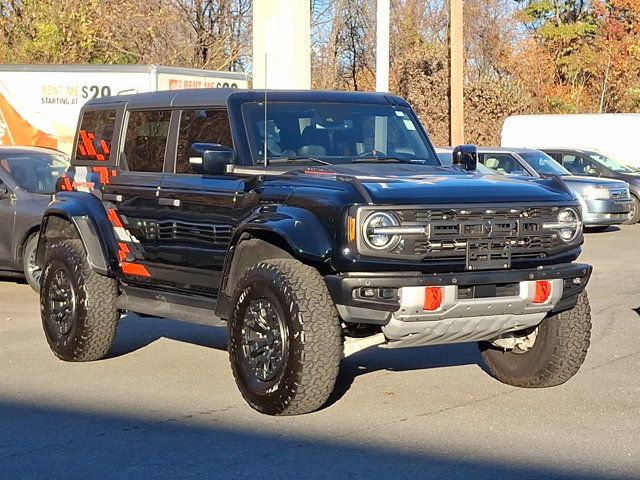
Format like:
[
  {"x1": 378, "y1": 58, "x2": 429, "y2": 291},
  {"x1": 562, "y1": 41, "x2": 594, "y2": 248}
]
[
  {"x1": 583, "y1": 197, "x2": 632, "y2": 226},
  {"x1": 325, "y1": 263, "x2": 592, "y2": 348}
]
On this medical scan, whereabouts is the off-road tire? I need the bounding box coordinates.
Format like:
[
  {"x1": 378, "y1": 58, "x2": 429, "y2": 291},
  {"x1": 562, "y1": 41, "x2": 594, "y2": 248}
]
[
  {"x1": 479, "y1": 291, "x2": 591, "y2": 388},
  {"x1": 22, "y1": 233, "x2": 41, "y2": 292},
  {"x1": 228, "y1": 259, "x2": 342, "y2": 415},
  {"x1": 40, "y1": 239, "x2": 119, "y2": 361},
  {"x1": 624, "y1": 195, "x2": 640, "y2": 225}
]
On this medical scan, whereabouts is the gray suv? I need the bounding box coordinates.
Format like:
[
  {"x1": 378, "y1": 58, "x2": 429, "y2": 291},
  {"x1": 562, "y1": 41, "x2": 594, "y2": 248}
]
[
  {"x1": 440, "y1": 147, "x2": 632, "y2": 229},
  {"x1": 0, "y1": 146, "x2": 69, "y2": 290}
]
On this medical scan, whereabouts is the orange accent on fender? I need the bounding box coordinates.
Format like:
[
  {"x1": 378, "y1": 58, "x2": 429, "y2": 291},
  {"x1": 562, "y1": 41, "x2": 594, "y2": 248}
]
[
  {"x1": 117, "y1": 243, "x2": 130, "y2": 262},
  {"x1": 107, "y1": 209, "x2": 123, "y2": 228},
  {"x1": 121, "y1": 262, "x2": 150, "y2": 277}
]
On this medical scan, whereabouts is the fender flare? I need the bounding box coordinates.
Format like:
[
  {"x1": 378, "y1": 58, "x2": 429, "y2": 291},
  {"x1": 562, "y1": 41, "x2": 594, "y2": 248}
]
[
  {"x1": 37, "y1": 191, "x2": 119, "y2": 276},
  {"x1": 231, "y1": 205, "x2": 333, "y2": 263}
]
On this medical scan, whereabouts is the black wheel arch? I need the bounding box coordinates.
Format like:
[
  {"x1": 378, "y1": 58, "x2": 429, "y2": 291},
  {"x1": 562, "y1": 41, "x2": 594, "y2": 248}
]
[
  {"x1": 36, "y1": 192, "x2": 119, "y2": 277},
  {"x1": 216, "y1": 222, "x2": 335, "y2": 320}
]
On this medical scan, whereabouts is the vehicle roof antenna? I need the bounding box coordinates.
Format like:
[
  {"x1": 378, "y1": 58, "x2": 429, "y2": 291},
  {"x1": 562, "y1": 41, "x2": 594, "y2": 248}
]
[{"x1": 263, "y1": 52, "x2": 268, "y2": 168}]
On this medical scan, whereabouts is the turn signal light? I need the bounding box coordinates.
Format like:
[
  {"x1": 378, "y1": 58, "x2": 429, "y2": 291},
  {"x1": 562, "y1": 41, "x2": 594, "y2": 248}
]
[
  {"x1": 424, "y1": 287, "x2": 444, "y2": 311},
  {"x1": 348, "y1": 215, "x2": 356, "y2": 242},
  {"x1": 533, "y1": 281, "x2": 552, "y2": 304}
]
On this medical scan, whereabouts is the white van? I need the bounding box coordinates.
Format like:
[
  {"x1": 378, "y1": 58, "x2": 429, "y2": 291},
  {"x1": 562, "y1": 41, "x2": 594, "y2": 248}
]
[{"x1": 501, "y1": 114, "x2": 640, "y2": 169}]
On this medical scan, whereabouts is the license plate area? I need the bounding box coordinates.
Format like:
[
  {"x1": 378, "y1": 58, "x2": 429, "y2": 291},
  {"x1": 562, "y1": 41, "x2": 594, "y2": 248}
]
[{"x1": 466, "y1": 240, "x2": 511, "y2": 270}]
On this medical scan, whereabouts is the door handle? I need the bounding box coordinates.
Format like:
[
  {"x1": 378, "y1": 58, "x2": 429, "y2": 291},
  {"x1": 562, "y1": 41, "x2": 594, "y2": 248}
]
[
  {"x1": 102, "y1": 193, "x2": 123, "y2": 203},
  {"x1": 159, "y1": 198, "x2": 181, "y2": 207}
]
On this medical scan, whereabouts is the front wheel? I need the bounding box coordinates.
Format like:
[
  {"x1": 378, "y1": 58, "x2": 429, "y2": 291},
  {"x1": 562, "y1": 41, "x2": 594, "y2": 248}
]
[
  {"x1": 624, "y1": 195, "x2": 640, "y2": 225},
  {"x1": 228, "y1": 259, "x2": 342, "y2": 415},
  {"x1": 479, "y1": 291, "x2": 591, "y2": 388}
]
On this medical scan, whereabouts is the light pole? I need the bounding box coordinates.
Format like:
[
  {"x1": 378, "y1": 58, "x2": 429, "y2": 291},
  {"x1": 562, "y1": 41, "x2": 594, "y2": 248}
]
[
  {"x1": 376, "y1": 0, "x2": 390, "y2": 92},
  {"x1": 450, "y1": 0, "x2": 464, "y2": 145}
]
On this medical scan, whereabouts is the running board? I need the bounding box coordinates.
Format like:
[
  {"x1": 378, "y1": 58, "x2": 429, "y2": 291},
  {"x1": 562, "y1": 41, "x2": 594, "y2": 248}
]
[{"x1": 115, "y1": 287, "x2": 226, "y2": 327}]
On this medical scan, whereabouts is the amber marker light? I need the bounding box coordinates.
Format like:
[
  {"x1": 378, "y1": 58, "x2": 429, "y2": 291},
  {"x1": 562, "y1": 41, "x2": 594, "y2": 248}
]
[
  {"x1": 533, "y1": 281, "x2": 552, "y2": 304},
  {"x1": 424, "y1": 287, "x2": 444, "y2": 311},
  {"x1": 348, "y1": 215, "x2": 356, "y2": 242}
]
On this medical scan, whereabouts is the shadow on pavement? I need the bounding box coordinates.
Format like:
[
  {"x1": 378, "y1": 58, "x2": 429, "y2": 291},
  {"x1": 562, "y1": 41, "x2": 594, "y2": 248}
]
[
  {"x1": 0, "y1": 399, "x2": 628, "y2": 479},
  {"x1": 0, "y1": 272, "x2": 27, "y2": 287},
  {"x1": 327, "y1": 342, "x2": 484, "y2": 408},
  {"x1": 111, "y1": 315, "x2": 485, "y2": 408},
  {"x1": 584, "y1": 226, "x2": 621, "y2": 234},
  {"x1": 110, "y1": 313, "x2": 228, "y2": 356}
]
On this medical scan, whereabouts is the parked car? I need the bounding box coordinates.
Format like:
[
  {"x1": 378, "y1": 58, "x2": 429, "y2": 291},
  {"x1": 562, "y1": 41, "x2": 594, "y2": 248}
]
[
  {"x1": 542, "y1": 148, "x2": 640, "y2": 224},
  {"x1": 37, "y1": 89, "x2": 593, "y2": 416},
  {"x1": 441, "y1": 147, "x2": 631, "y2": 230},
  {"x1": 0, "y1": 146, "x2": 69, "y2": 290},
  {"x1": 501, "y1": 113, "x2": 640, "y2": 169}
]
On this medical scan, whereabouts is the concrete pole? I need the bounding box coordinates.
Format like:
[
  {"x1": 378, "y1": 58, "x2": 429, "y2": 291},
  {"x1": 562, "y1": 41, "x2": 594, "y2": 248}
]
[
  {"x1": 253, "y1": 0, "x2": 311, "y2": 89},
  {"x1": 376, "y1": 0, "x2": 390, "y2": 92},
  {"x1": 450, "y1": 0, "x2": 464, "y2": 145}
]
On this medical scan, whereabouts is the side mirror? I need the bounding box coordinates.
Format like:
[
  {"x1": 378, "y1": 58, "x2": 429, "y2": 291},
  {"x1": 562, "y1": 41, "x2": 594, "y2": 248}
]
[
  {"x1": 189, "y1": 143, "x2": 235, "y2": 175},
  {"x1": 452, "y1": 144, "x2": 478, "y2": 171}
]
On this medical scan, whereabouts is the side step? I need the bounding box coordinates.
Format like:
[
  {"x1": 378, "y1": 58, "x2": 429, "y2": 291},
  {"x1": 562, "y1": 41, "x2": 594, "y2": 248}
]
[{"x1": 115, "y1": 286, "x2": 226, "y2": 327}]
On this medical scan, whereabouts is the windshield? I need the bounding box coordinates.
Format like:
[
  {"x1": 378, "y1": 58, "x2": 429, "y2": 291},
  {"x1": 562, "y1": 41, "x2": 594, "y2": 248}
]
[
  {"x1": 519, "y1": 151, "x2": 570, "y2": 176},
  {"x1": 0, "y1": 152, "x2": 70, "y2": 194},
  {"x1": 241, "y1": 102, "x2": 439, "y2": 165},
  {"x1": 588, "y1": 152, "x2": 635, "y2": 173}
]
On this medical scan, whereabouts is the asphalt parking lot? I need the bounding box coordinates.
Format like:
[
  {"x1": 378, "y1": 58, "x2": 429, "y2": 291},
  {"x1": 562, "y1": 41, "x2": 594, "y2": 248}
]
[{"x1": 1, "y1": 225, "x2": 639, "y2": 480}]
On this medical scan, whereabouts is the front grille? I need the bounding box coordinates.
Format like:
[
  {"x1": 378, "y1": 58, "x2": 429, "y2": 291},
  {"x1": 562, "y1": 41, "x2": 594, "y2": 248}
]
[
  {"x1": 380, "y1": 205, "x2": 565, "y2": 261},
  {"x1": 609, "y1": 188, "x2": 629, "y2": 200}
]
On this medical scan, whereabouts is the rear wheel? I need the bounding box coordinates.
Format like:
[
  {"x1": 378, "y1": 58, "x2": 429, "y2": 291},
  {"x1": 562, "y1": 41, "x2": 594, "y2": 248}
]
[
  {"x1": 479, "y1": 291, "x2": 591, "y2": 388},
  {"x1": 22, "y1": 233, "x2": 41, "y2": 292},
  {"x1": 228, "y1": 259, "x2": 342, "y2": 415},
  {"x1": 40, "y1": 239, "x2": 119, "y2": 361}
]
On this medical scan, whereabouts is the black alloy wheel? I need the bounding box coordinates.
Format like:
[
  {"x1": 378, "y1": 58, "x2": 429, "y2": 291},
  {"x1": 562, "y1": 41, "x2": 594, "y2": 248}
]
[
  {"x1": 47, "y1": 268, "x2": 77, "y2": 336},
  {"x1": 240, "y1": 298, "x2": 288, "y2": 383}
]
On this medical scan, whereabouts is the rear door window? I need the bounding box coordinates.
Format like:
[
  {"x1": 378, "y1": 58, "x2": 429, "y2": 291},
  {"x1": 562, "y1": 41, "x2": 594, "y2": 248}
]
[
  {"x1": 76, "y1": 109, "x2": 117, "y2": 163},
  {"x1": 123, "y1": 110, "x2": 171, "y2": 173},
  {"x1": 176, "y1": 110, "x2": 233, "y2": 174}
]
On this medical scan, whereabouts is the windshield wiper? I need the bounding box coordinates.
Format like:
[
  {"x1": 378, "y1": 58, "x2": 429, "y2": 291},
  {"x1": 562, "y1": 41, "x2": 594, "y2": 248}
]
[
  {"x1": 351, "y1": 157, "x2": 419, "y2": 164},
  {"x1": 267, "y1": 156, "x2": 331, "y2": 165}
]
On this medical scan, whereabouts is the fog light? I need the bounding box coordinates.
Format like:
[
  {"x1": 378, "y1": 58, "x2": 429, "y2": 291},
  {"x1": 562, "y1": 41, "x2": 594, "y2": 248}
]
[
  {"x1": 361, "y1": 288, "x2": 376, "y2": 298},
  {"x1": 424, "y1": 287, "x2": 444, "y2": 311},
  {"x1": 533, "y1": 281, "x2": 552, "y2": 304}
]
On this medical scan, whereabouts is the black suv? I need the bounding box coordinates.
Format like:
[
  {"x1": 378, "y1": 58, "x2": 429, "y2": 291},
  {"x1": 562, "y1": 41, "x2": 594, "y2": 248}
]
[{"x1": 37, "y1": 89, "x2": 593, "y2": 415}]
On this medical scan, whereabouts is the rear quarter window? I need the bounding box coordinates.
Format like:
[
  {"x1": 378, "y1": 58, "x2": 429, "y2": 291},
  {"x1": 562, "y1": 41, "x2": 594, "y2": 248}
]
[{"x1": 75, "y1": 109, "x2": 117, "y2": 163}]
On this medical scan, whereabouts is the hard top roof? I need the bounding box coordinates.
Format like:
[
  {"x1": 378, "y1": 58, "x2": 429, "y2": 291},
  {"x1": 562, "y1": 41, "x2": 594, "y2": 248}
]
[
  {"x1": 435, "y1": 146, "x2": 546, "y2": 154},
  {"x1": 83, "y1": 88, "x2": 410, "y2": 110},
  {"x1": 0, "y1": 145, "x2": 68, "y2": 157}
]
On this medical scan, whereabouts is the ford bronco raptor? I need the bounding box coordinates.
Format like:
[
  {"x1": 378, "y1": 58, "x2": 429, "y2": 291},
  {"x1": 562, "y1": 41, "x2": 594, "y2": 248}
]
[{"x1": 37, "y1": 89, "x2": 592, "y2": 415}]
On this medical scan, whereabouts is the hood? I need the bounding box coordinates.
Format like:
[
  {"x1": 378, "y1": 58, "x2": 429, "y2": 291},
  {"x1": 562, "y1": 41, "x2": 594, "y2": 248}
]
[
  {"x1": 614, "y1": 172, "x2": 640, "y2": 186},
  {"x1": 561, "y1": 175, "x2": 628, "y2": 190},
  {"x1": 293, "y1": 163, "x2": 575, "y2": 205}
]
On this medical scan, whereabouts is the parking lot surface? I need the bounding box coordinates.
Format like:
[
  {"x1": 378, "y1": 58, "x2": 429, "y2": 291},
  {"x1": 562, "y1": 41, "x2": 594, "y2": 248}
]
[{"x1": 1, "y1": 225, "x2": 639, "y2": 479}]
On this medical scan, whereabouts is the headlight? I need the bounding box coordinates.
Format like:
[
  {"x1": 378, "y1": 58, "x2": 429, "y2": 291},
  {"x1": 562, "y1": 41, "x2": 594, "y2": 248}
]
[
  {"x1": 544, "y1": 207, "x2": 582, "y2": 243},
  {"x1": 362, "y1": 211, "x2": 401, "y2": 250},
  {"x1": 582, "y1": 186, "x2": 610, "y2": 200}
]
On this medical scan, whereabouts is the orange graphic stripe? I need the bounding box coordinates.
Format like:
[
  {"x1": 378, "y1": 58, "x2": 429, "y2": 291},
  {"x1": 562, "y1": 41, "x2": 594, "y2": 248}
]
[
  {"x1": 121, "y1": 262, "x2": 151, "y2": 277},
  {"x1": 107, "y1": 208, "x2": 123, "y2": 228}
]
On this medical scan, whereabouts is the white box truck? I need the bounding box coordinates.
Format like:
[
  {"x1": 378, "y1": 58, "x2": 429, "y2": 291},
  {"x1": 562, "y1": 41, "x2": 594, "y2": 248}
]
[
  {"x1": 0, "y1": 65, "x2": 248, "y2": 154},
  {"x1": 501, "y1": 114, "x2": 640, "y2": 169}
]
